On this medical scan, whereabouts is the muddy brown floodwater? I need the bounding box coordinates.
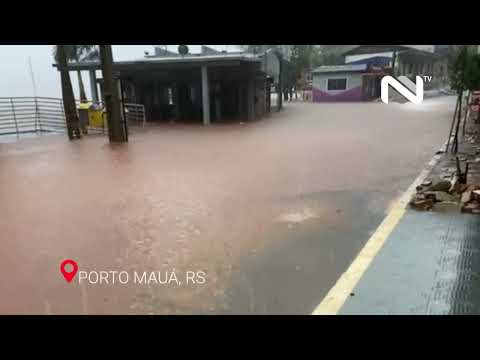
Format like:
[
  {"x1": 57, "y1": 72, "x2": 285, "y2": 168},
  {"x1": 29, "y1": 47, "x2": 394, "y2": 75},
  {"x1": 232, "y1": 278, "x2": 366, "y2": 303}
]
[{"x1": 0, "y1": 98, "x2": 455, "y2": 314}]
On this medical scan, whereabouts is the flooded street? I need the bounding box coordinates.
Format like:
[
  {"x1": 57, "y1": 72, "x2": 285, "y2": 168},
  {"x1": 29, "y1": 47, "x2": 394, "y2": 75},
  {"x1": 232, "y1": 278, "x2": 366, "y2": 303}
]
[{"x1": 0, "y1": 98, "x2": 455, "y2": 314}]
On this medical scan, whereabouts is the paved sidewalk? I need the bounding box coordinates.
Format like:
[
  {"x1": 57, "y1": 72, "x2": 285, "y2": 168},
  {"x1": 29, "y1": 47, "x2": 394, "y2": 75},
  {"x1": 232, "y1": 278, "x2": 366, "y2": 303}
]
[
  {"x1": 339, "y1": 209, "x2": 480, "y2": 314},
  {"x1": 338, "y1": 107, "x2": 480, "y2": 315}
]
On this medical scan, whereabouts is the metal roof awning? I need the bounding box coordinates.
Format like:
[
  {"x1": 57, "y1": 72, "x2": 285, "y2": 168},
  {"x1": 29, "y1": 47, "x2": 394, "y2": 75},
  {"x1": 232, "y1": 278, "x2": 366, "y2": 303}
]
[
  {"x1": 52, "y1": 54, "x2": 262, "y2": 72},
  {"x1": 343, "y1": 45, "x2": 413, "y2": 56},
  {"x1": 343, "y1": 45, "x2": 440, "y2": 60},
  {"x1": 312, "y1": 64, "x2": 368, "y2": 74}
]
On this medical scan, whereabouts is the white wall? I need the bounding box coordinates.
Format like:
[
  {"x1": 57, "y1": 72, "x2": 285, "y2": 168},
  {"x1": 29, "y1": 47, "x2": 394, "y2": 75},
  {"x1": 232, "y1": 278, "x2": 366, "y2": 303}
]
[{"x1": 313, "y1": 72, "x2": 363, "y2": 93}]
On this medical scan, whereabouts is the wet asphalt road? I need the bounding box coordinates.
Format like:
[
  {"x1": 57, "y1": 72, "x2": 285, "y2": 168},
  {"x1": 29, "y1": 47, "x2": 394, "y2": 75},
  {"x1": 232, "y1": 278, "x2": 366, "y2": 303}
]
[{"x1": 0, "y1": 97, "x2": 455, "y2": 314}]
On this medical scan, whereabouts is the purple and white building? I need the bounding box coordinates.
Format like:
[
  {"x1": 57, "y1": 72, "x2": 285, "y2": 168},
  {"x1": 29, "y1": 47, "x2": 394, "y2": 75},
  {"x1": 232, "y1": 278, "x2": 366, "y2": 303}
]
[{"x1": 312, "y1": 64, "x2": 384, "y2": 102}]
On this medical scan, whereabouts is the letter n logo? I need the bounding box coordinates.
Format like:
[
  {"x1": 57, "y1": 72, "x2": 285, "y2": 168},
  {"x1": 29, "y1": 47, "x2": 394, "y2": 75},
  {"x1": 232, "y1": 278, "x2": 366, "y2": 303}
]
[{"x1": 381, "y1": 76, "x2": 424, "y2": 104}]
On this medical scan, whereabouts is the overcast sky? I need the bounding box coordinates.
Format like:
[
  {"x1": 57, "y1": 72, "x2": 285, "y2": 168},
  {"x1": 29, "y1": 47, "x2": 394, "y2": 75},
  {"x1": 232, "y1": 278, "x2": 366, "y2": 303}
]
[{"x1": 0, "y1": 45, "x2": 239, "y2": 99}]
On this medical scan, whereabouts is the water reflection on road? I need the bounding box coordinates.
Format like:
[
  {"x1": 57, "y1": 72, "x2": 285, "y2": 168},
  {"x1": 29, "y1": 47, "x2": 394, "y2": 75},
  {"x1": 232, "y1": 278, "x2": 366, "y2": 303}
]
[{"x1": 0, "y1": 98, "x2": 456, "y2": 314}]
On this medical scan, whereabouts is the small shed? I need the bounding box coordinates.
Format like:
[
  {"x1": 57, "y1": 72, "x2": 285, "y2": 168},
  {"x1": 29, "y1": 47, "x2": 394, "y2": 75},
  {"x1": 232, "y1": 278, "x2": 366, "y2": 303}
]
[{"x1": 311, "y1": 64, "x2": 385, "y2": 102}]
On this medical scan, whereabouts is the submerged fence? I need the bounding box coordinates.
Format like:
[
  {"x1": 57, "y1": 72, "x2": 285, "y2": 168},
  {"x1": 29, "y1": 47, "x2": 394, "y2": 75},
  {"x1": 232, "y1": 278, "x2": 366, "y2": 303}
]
[
  {"x1": 0, "y1": 97, "x2": 66, "y2": 136},
  {"x1": 0, "y1": 97, "x2": 146, "y2": 139}
]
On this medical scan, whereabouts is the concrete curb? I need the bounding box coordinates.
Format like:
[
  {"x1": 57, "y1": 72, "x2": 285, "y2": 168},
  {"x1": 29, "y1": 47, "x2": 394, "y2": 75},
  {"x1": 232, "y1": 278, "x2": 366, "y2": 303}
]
[{"x1": 312, "y1": 141, "x2": 448, "y2": 315}]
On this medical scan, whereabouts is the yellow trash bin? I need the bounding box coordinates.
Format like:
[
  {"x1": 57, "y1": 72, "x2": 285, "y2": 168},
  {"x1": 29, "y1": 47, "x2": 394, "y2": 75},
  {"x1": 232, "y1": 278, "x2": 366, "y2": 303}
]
[
  {"x1": 88, "y1": 104, "x2": 105, "y2": 129},
  {"x1": 78, "y1": 102, "x2": 92, "y2": 134}
]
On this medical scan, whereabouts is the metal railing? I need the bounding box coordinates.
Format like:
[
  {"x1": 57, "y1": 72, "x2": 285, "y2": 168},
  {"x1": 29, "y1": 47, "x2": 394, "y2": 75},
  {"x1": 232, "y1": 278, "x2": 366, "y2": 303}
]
[
  {"x1": 124, "y1": 103, "x2": 146, "y2": 128},
  {"x1": 1, "y1": 97, "x2": 146, "y2": 140},
  {"x1": 75, "y1": 100, "x2": 146, "y2": 128},
  {"x1": 0, "y1": 97, "x2": 66, "y2": 137}
]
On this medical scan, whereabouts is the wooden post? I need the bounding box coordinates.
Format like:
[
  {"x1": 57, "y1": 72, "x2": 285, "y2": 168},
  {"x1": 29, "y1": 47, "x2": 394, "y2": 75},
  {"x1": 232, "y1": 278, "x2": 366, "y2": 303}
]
[
  {"x1": 57, "y1": 44, "x2": 81, "y2": 140},
  {"x1": 99, "y1": 45, "x2": 127, "y2": 143},
  {"x1": 119, "y1": 79, "x2": 129, "y2": 143},
  {"x1": 201, "y1": 65, "x2": 210, "y2": 125},
  {"x1": 89, "y1": 70, "x2": 99, "y2": 103}
]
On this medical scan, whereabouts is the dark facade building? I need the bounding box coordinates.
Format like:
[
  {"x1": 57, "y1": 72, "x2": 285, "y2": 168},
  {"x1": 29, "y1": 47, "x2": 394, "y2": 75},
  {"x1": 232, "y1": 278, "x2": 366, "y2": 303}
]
[{"x1": 55, "y1": 52, "x2": 278, "y2": 126}]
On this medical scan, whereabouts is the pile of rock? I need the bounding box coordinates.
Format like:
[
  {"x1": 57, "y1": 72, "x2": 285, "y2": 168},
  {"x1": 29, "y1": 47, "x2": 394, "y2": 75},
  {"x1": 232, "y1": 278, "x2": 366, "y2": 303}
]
[
  {"x1": 461, "y1": 186, "x2": 480, "y2": 214},
  {"x1": 410, "y1": 179, "x2": 480, "y2": 214},
  {"x1": 410, "y1": 180, "x2": 460, "y2": 211}
]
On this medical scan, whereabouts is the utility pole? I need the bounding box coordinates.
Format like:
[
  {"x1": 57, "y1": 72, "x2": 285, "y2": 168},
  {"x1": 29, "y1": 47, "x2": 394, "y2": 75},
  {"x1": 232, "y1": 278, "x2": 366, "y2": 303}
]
[{"x1": 99, "y1": 45, "x2": 127, "y2": 143}]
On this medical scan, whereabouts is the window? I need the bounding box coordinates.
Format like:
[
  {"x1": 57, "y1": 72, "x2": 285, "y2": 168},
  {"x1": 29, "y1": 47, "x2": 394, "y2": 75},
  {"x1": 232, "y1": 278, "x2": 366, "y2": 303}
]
[{"x1": 327, "y1": 78, "x2": 347, "y2": 91}]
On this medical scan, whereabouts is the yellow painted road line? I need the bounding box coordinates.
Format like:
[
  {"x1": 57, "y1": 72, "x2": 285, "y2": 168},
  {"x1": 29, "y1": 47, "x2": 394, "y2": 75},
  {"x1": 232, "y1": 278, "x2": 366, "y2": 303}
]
[{"x1": 312, "y1": 146, "x2": 446, "y2": 315}]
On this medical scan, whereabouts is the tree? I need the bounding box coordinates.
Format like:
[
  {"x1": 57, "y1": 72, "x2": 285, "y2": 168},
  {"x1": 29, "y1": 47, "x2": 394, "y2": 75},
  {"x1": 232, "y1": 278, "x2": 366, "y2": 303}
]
[
  {"x1": 53, "y1": 45, "x2": 98, "y2": 101},
  {"x1": 290, "y1": 45, "x2": 319, "y2": 93},
  {"x1": 314, "y1": 45, "x2": 350, "y2": 66},
  {"x1": 99, "y1": 45, "x2": 127, "y2": 143},
  {"x1": 290, "y1": 46, "x2": 315, "y2": 71},
  {"x1": 314, "y1": 52, "x2": 344, "y2": 66},
  {"x1": 82, "y1": 47, "x2": 99, "y2": 62},
  {"x1": 448, "y1": 46, "x2": 468, "y2": 153},
  {"x1": 447, "y1": 45, "x2": 479, "y2": 153},
  {"x1": 464, "y1": 53, "x2": 480, "y2": 124},
  {"x1": 56, "y1": 45, "x2": 81, "y2": 140}
]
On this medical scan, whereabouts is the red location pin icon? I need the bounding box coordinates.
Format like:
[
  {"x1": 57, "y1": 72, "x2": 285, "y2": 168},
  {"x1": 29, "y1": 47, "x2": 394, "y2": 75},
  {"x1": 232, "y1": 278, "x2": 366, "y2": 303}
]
[{"x1": 60, "y1": 259, "x2": 78, "y2": 283}]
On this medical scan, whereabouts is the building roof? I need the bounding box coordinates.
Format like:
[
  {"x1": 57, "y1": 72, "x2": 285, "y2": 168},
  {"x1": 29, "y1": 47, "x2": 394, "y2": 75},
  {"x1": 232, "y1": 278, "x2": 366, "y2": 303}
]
[
  {"x1": 343, "y1": 45, "x2": 413, "y2": 56},
  {"x1": 343, "y1": 45, "x2": 440, "y2": 60},
  {"x1": 312, "y1": 64, "x2": 368, "y2": 74},
  {"x1": 346, "y1": 56, "x2": 391, "y2": 67},
  {"x1": 53, "y1": 53, "x2": 262, "y2": 72},
  {"x1": 139, "y1": 53, "x2": 259, "y2": 63}
]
